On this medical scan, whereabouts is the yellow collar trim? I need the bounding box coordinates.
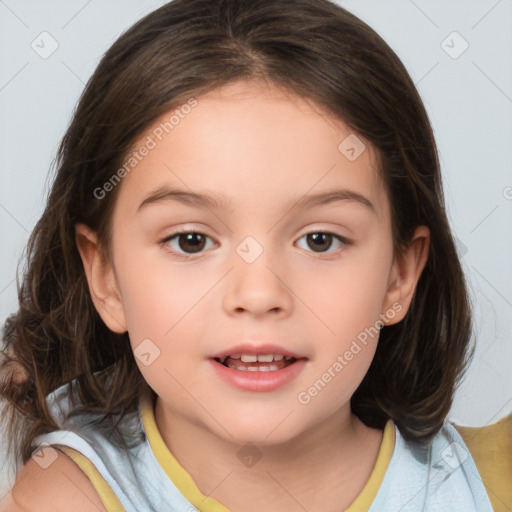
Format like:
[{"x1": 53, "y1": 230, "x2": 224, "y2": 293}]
[
  {"x1": 140, "y1": 390, "x2": 231, "y2": 512},
  {"x1": 56, "y1": 446, "x2": 125, "y2": 511},
  {"x1": 141, "y1": 391, "x2": 395, "y2": 512}
]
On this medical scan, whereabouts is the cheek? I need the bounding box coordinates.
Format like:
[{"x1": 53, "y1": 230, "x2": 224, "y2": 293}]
[
  {"x1": 114, "y1": 252, "x2": 206, "y2": 398},
  {"x1": 114, "y1": 249, "x2": 218, "y2": 389},
  {"x1": 296, "y1": 255, "x2": 390, "y2": 416},
  {"x1": 116, "y1": 246, "x2": 207, "y2": 338},
  {"x1": 303, "y1": 245, "x2": 393, "y2": 344}
]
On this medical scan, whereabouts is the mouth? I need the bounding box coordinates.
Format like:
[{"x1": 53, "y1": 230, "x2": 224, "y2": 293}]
[
  {"x1": 209, "y1": 350, "x2": 308, "y2": 392},
  {"x1": 213, "y1": 354, "x2": 299, "y2": 372}
]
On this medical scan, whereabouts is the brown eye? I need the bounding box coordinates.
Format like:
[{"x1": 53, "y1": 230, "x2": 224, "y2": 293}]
[
  {"x1": 297, "y1": 232, "x2": 348, "y2": 254},
  {"x1": 177, "y1": 233, "x2": 207, "y2": 253},
  {"x1": 307, "y1": 233, "x2": 332, "y2": 252},
  {"x1": 161, "y1": 231, "x2": 214, "y2": 255}
]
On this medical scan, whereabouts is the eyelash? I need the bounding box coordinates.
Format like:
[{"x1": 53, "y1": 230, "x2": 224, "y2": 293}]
[{"x1": 158, "y1": 229, "x2": 351, "y2": 259}]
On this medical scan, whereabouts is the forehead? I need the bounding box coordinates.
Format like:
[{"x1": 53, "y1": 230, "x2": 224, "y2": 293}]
[{"x1": 114, "y1": 79, "x2": 388, "y2": 220}]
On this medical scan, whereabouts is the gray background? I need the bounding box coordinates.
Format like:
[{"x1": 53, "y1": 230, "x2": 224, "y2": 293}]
[{"x1": 1, "y1": 0, "x2": 511, "y2": 497}]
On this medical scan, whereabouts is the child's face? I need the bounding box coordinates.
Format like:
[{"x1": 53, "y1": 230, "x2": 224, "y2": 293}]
[{"x1": 79, "y1": 79, "x2": 425, "y2": 445}]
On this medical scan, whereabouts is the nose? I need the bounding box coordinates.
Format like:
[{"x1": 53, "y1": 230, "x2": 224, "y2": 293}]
[{"x1": 222, "y1": 246, "x2": 294, "y2": 318}]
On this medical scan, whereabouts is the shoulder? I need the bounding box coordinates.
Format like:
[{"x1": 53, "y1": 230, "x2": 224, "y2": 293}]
[
  {"x1": 0, "y1": 448, "x2": 106, "y2": 512},
  {"x1": 380, "y1": 421, "x2": 495, "y2": 511}
]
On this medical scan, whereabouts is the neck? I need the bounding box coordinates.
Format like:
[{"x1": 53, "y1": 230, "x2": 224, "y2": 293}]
[{"x1": 154, "y1": 397, "x2": 384, "y2": 512}]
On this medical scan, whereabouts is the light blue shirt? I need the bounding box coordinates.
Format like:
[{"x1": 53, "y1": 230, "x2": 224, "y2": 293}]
[{"x1": 33, "y1": 378, "x2": 494, "y2": 511}]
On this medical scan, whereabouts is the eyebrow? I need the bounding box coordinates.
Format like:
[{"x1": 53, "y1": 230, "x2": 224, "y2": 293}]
[{"x1": 137, "y1": 185, "x2": 375, "y2": 214}]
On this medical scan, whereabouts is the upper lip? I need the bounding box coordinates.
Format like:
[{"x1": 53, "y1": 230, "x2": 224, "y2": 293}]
[{"x1": 210, "y1": 343, "x2": 306, "y2": 361}]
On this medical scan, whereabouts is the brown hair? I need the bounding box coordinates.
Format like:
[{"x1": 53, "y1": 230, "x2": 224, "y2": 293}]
[{"x1": 0, "y1": 0, "x2": 474, "y2": 476}]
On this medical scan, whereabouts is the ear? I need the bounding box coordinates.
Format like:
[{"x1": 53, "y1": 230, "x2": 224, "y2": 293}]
[
  {"x1": 75, "y1": 223, "x2": 127, "y2": 333},
  {"x1": 381, "y1": 225, "x2": 430, "y2": 325}
]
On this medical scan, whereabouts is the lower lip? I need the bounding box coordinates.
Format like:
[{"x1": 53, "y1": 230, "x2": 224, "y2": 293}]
[{"x1": 209, "y1": 358, "x2": 307, "y2": 392}]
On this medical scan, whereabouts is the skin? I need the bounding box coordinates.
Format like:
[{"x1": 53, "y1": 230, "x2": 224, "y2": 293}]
[{"x1": 75, "y1": 78, "x2": 430, "y2": 512}]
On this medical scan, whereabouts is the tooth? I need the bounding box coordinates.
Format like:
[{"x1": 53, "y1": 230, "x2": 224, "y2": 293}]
[
  {"x1": 230, "y1": 354, "x2": 241, "y2": 359},
  {"x1": 273, "y1": 354, "x2": 284, "y2": 361},
  {"x1": 241, "y1": 354, "x2": 258, "y2": 362},
  {"x1": 225, "y1": 357, "x2": 293, "y2": 371},
  {"x1": 257, "y1": 354, "x2": 274, "y2": 362},
  {"x1": 233, "y1": 365, "x2": 247, "y2": 371},
  {"x1": 227, "y1": 363, "x2": 285, "y2": 372}
]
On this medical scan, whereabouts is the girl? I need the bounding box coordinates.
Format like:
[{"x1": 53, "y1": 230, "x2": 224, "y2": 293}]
[{"x1": 0, "y1": 0, "x2": 497, "y2": 510}]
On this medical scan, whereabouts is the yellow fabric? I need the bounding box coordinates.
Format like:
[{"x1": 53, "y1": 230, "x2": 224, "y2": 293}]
[
  {"x1": 454, "y1": 414, "x2": 512, "y2": 512},
  {"x1": 140, "y1": 391, "x2": 396, "y2": 512},
  {"x1": 56, "y1": 445, "x2": 125, "y2": 511}
]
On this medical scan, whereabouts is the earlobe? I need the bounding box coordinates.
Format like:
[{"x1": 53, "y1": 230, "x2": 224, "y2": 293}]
[
  {"x1": 382, "y1": 225, "x2": 430, "y2": 325},
  {"x1": 75, "y1": 223, "x2": 127, "y2": 333}
]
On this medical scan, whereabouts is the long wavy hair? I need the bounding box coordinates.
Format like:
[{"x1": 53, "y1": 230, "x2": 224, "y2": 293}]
[{"x1": 1, "y1": 0, "x2": 473, "y2": 477}]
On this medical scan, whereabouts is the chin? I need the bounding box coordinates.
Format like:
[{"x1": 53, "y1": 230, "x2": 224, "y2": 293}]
[{"x1": 211, "y1": 414, "x2": 301, "y2": 447}]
